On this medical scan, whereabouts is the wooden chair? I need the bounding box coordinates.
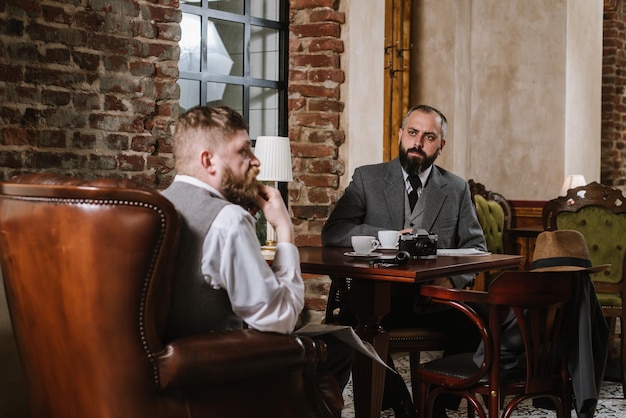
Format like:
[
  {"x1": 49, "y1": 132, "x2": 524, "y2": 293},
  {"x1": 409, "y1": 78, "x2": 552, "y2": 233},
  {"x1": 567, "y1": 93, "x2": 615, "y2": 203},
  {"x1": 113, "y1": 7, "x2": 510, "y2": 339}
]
[
  {"x1": 468, "y1": 179, "x2": 513, "y2": 290},
  {"x1": 416, "y1": 271, "x2": 575, "y2": 418},
  {"x1": 0, "y1": 174, "x2": 341, "y2": 418},
  {"x1": 324, "y1": 276, "x2": 446, "y2": 408},
  {"x1": 543, "y1": 181, "x2": 626, "y2": 396}
]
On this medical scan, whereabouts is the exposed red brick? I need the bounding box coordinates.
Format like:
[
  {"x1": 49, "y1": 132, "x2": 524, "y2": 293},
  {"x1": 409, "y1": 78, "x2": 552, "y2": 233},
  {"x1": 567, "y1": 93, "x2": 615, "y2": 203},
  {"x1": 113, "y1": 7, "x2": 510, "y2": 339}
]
[
  {"x1": 308, "y1": 98, "x2": 344, "y2": 112},
  {"x1": 296, "y1": 174, "x2": 338, "y2": 188},
  {"x1": 291, "y1": 53, "x2": 339, "y2": 68},
  {"x1": 289, "y1": 83, "x2": 339, "y2": 99},
  {"x1": 308, "y1": 68, "x2": 344, "y2": 83},
  {"x1": 310, "y1": 9, "x2": 345, "y2": 24},
  {"x1": 290, "y1": 22, "x2": 340, "y2": 38},
  {"x1": 1, "y1": 127, "x2": 33, "y2": 146},
  {"x1": 289, "y1": 0, "x2": 338, "y2": 10},
  {"x1": 309, "y1": 38, "x2": 344, "y2": 53},
  {"x1": 294, "y1": 111, "x2": 339, "y2": 128}
]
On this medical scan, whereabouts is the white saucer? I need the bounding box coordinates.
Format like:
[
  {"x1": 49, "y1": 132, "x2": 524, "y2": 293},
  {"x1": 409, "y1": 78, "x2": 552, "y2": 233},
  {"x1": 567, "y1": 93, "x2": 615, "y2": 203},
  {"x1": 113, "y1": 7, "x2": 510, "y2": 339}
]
[
  {"x1": 379, "y1": 246, "x2": 399, "y2": 250},
  {"x1": 344, "y1": 251, "x2": 383, "y2": 258}
]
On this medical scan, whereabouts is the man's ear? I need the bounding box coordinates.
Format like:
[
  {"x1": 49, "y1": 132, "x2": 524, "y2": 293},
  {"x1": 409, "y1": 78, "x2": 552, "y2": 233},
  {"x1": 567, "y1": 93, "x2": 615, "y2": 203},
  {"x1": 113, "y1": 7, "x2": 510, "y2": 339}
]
[
  {"x1": 200, "y1": 149, "x2": 217, "y2": 174},
  {"x1": 440, "y1": 139, "x2": 446, "y2": 151}
]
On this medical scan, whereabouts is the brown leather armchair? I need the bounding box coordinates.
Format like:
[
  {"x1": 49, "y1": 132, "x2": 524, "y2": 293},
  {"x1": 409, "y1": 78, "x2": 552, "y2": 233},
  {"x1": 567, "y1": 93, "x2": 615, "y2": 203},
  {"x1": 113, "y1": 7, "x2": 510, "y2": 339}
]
[{"x1": 0, "y1": 174, "x2": 341, "y2": 418}]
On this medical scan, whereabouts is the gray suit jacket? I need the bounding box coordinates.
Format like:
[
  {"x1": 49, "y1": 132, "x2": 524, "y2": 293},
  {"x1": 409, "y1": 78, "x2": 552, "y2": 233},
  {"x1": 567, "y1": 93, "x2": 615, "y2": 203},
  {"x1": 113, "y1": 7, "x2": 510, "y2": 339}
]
[{"x1": 322, "y1": 158, "x2": 486, "y2": 287}]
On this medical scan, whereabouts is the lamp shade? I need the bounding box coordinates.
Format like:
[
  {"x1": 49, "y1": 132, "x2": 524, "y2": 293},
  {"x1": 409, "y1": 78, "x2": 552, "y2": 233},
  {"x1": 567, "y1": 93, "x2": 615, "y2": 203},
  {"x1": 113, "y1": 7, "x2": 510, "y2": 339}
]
[
  {"x1": 559, "y1": 174, "x2": 587, "y2": 196},
  {"x1": 254, "y1": 136, "x2": 294, "y2": 182}
]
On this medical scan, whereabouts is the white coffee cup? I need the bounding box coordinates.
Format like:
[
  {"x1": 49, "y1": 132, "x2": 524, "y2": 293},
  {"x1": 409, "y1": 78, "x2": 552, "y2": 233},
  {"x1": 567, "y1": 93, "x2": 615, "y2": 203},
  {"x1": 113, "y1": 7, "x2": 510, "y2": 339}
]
[
  {"x1": 378, "y1": 230, "x2": 399, "y2": 248},
  {"x1": 351, "y1": 235, "x2": 381, "y2": 254}
]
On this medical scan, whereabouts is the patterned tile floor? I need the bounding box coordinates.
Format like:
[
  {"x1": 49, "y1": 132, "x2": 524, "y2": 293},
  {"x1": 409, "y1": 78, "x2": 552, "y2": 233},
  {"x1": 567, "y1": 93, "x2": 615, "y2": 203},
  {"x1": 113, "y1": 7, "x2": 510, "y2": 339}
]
[{"x1": 341, "y1": 352, "x2": 626, "y2": 417}]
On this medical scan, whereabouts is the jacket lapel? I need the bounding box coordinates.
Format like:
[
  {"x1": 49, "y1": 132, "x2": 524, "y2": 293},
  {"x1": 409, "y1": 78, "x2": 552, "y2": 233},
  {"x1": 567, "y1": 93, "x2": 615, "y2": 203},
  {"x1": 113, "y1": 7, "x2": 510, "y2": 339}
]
[{"x1": 384, "y1": 159, "x2": 406, "y2": 228}]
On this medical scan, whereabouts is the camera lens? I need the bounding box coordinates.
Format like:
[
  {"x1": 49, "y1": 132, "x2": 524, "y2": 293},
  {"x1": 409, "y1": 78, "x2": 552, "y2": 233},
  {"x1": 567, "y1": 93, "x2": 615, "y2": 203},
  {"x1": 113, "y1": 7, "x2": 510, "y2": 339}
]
[{"x1": 395, "y1": 251, "x2": 410, "y2": 264}]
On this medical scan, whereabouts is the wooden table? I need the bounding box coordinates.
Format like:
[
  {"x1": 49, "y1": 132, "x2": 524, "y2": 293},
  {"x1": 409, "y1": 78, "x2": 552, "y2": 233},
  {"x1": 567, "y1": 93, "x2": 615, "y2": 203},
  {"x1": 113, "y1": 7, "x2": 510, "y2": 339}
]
[{"x1": 298, "y1": 247, "x2": 523, "y2": 418}]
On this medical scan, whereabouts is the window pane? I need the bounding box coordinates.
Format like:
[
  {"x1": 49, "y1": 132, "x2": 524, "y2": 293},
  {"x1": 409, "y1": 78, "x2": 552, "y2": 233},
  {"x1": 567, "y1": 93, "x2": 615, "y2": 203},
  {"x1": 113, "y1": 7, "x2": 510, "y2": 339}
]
[
  {"x1": 212, "y1": 19, "x2": 243, "y2": 77},
  {"x1": 249, "y1": 87, "x2": 278, "y2": 138},
  {"x1": 209, "y1": 83, "x2": 243, "y2": 115},
  {"x1": 178, "y1": 79, "x2": 201, "y2": 112},
  {"x1": 208, "y1": 0, "x2": 243, "y2": 14},
  {"x1": 179, "y1": 13, "x2": 201, "y2": 72},
  {"x1": 251, "y1": 0, "x2": 280, "y2": 21},
  {"x1": 250, "y1": 26, "x2": 279, "y2": 81}
]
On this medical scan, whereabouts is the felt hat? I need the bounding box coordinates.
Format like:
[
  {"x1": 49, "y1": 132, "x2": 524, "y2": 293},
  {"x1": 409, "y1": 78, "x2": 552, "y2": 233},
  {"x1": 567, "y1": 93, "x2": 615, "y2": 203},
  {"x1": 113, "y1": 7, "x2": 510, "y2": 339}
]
[{"x1": 530, "y1": 230, "x2": 611, "y2": 273}]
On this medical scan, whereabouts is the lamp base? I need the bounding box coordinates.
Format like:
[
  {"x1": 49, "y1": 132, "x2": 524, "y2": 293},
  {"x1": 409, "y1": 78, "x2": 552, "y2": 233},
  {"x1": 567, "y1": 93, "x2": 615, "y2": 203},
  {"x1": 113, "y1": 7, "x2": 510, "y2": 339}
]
[{"x1": 261, "y1": 243, "x2": 277, "y2": 260}]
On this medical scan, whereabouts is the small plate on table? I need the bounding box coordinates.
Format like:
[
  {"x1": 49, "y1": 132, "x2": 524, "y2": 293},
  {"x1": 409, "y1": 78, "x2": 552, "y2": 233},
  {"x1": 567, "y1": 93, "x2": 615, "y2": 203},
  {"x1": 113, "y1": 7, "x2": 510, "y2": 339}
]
[
  {"x1": 344, "y1": 251, "x2": 383, "y2": 258},
  {"x1": 379, "y1": 246, "x2": 399, "y2": 250}
]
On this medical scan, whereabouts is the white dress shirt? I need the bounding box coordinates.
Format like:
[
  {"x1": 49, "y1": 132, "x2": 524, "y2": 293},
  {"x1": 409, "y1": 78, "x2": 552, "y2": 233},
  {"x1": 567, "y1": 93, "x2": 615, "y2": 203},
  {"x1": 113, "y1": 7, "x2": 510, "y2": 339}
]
[{"x1": 175, "y1": 175, "x2": 305, "y2": 334}]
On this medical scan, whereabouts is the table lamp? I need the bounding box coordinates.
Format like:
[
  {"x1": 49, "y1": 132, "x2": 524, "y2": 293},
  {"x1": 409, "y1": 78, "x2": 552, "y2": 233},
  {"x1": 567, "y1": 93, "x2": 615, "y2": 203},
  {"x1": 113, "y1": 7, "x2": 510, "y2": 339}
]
[
  {"x1": 559, "y1": 174, "x2": 587, "y2": 196},
  {"x1": 254, "y1": 136, "x2": 293, "y2": 250}
]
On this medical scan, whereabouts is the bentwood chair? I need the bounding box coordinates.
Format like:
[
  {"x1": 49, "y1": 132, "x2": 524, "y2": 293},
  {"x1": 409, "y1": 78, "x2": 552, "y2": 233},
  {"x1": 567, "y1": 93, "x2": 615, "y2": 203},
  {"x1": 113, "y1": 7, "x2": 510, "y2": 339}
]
[
  {"x1": 543, "y1": 181, "x2": 626, "y2": 396},
  {"x1": 0, "y1": 174, "x2": 341, "y2": 418},
  {"x1": 416, "y1": 271, "x2": 575, "y2": 418}
]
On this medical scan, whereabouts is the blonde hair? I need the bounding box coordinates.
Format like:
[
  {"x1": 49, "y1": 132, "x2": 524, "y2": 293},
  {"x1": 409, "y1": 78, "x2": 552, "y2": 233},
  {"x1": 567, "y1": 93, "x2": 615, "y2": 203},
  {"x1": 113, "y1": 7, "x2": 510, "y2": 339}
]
[{"x1": 172, "y1": 106, "x2": 249, "y2": 174}]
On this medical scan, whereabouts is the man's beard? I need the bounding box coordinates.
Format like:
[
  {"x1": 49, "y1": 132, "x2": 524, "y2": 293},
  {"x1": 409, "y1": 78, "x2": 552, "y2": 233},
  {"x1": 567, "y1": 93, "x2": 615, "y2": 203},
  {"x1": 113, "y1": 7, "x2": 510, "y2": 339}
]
[
  {"x1": 398, "y1": 142, "x2": 438, "y2": 175},
  {"x1": 221, "y1": 166, "x2": 261, "y2": 211}
]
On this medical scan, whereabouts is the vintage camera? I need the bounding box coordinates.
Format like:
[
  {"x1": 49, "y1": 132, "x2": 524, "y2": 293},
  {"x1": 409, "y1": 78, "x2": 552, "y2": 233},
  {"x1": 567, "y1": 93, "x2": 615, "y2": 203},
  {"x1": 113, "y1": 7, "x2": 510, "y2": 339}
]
[{"x1": 398, "y1": 229, "x2": 438, "y2": 259}]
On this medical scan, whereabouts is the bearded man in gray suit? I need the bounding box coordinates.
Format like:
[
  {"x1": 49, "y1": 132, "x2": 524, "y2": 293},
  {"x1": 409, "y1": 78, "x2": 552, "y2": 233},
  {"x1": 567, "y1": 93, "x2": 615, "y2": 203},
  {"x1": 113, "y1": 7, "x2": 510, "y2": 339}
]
[{"x1": 322, "y1": 105, "x2": 487, "y2": 418}]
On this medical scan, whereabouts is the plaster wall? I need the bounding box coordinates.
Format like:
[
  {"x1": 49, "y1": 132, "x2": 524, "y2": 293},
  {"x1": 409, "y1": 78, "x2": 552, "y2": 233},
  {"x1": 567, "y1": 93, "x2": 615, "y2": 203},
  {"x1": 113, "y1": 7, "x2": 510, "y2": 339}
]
[
  {"x1": 343, "y1": 0, "x2": 603, "y2": 200},
  {"x1": 565, "y1": 0, "x2": 603, "y2": 186},
  {"x1": 339, "y1": 0, "x2": 385, "y2": 189},
  {"x1": 467, "y1": 0, "x2": 569, "y2": 199}
]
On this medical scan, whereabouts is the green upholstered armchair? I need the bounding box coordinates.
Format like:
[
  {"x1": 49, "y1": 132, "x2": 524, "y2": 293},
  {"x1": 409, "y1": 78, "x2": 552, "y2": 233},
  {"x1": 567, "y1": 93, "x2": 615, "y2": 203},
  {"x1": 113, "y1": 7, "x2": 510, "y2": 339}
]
[
  {"x1": 467, "y1": 180, "x2": 513, "y2": 291},
  {"x1": 468, "y1": 179, "x2": 512, "y2": 255},
  {"x1": 543, "y1": 181, "x2": 626, "y2": 397}
]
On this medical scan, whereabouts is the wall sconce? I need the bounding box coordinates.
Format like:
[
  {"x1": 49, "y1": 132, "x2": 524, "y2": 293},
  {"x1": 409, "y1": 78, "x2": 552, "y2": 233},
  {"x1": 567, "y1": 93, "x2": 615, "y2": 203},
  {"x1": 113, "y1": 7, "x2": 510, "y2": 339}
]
[
  {"x1": 254, "y1": 136, "x2": 293, "y2": 250},
  {"x1": 559, "y1": 174, "x2": 587, "y2": 196}
]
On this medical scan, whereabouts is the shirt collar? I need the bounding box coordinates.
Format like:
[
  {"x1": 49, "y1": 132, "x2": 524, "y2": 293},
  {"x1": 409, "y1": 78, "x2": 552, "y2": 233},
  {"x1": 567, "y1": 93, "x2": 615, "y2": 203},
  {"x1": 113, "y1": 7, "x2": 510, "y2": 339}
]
[
  {"x1": 173, "y1": 174, "x2": 226, "y2": 200},
  {"x1": 402, "y1": 165, "x2": 432, "y2": 187}
]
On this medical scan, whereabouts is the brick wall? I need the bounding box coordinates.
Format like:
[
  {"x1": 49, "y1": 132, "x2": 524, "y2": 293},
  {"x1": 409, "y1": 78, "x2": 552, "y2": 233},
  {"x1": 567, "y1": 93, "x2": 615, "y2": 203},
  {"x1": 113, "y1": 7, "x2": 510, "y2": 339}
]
[
  {"x1": 0, "y1": 0, "x2": 180, "y2": 188},
  {"x1": 288, "y1": 0, "x2": 345, "y2": 313},
  {"x1": 602, "y1": 0, "x2": 626, "y2": 187}
]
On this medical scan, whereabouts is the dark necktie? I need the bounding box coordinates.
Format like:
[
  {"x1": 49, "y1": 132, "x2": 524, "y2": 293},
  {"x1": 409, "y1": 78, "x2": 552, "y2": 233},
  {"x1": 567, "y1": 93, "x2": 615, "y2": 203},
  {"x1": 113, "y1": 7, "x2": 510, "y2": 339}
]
[{"x1": 408, "y1": 174, "x2": 421, "y2": 211}]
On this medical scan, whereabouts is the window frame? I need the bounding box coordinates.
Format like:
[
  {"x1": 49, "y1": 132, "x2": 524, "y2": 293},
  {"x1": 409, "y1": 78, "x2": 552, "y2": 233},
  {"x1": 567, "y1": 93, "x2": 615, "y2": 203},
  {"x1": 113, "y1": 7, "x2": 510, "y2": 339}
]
[{"x1": 178, "y1": 0, "x2": 289, "y2": 136}]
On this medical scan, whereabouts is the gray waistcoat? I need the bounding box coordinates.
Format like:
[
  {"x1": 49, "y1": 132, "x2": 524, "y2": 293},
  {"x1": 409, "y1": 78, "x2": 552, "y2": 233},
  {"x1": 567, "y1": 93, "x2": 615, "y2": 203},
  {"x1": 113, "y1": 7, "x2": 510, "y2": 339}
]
[
  {"x1": 162, "y1": 181, "x2": 242, "y2": 338},
  {"x1": 404, "y1": 189, "x2": 426, "y2": 230}
]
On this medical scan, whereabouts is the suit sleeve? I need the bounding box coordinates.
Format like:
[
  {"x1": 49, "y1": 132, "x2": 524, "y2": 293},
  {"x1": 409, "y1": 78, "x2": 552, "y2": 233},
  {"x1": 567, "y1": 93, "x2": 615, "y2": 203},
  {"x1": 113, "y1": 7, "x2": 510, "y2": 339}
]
[
  {"x1": 322, "y1": 168, "x2": 385, "y2": 247},
  {"x1": 449, "y1": 182, "x2": 488, "y2": 288}
]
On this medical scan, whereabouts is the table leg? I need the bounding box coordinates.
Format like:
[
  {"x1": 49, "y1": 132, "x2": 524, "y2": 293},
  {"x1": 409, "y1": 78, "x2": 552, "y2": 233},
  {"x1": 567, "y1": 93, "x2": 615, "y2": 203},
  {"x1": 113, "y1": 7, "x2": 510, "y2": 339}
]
[{"x1": 349, "y1": 279, "x2": 392, "y2": 418}]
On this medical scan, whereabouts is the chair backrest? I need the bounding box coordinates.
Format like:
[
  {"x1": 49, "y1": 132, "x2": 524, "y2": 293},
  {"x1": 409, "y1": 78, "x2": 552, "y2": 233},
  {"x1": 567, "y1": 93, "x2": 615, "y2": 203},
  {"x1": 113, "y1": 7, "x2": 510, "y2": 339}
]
[
  {"x1": 542, "y1": 182, "x2": 626, "y2": 288},
  {"x1": 0, "y1": 174, "x2": 181, "y2": 417},
  {"x1": 487, "y1": 271, "x2": 575, "y2": 395},
  {"x1": 468, "y1": 179, "x2": 512, "y2": 254},
  {"x1": 0, "y1": 174, "x2": 341, "y2": 418}
]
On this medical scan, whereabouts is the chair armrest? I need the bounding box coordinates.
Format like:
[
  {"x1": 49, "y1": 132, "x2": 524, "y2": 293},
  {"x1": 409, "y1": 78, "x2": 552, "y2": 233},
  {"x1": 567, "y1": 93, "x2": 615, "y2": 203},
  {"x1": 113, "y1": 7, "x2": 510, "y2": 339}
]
[
  {"x1": 156, "y1": 329, "x2": 323, "y2": 391},
  {"x1": 420, "y1": 285, "x2": 489, "y2": 304}
]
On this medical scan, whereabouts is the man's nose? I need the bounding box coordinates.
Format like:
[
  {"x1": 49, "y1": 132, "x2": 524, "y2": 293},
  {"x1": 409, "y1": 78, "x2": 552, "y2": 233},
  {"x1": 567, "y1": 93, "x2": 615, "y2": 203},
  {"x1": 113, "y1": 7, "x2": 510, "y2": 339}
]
[{"x1": 412, "y1": 135, "x2": 424, "y2": 148}]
